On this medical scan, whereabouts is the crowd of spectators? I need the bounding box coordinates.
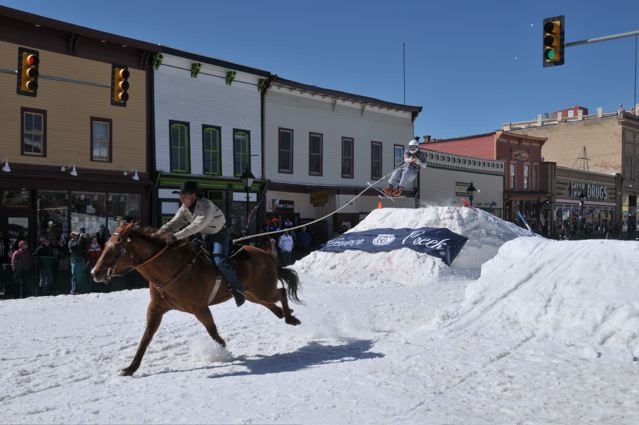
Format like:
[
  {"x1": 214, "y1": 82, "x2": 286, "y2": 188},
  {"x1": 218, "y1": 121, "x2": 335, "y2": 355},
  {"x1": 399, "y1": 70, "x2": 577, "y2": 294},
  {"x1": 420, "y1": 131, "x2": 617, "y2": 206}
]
[{"x1": 0, "y1": 224, "x2": 112, "y2": 298}]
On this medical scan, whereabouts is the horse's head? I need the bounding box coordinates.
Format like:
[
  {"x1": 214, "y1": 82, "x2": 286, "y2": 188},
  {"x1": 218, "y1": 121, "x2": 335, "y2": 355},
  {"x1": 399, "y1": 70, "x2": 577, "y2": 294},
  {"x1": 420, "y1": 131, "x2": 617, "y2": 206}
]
[{"x1": 91, "y1": 221, "x2": 162, "y2": 283}]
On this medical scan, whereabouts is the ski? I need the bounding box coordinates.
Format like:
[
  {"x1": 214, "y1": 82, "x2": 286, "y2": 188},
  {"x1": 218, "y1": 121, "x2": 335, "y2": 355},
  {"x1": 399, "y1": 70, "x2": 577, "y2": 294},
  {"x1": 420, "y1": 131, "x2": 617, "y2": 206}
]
[
  {"x1": 366, "y1": 181, "x2": 401, "y2": 202},
  {"x1": 516, "y1": 210, "x2": 537, "y2": 236}
]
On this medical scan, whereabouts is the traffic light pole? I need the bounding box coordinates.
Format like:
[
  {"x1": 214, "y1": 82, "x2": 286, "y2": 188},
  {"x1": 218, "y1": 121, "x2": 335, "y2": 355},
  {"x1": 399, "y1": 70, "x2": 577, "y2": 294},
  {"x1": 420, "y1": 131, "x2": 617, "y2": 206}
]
[{"x1": 566, "y1": 29, "x2": 639, "y2": 48}]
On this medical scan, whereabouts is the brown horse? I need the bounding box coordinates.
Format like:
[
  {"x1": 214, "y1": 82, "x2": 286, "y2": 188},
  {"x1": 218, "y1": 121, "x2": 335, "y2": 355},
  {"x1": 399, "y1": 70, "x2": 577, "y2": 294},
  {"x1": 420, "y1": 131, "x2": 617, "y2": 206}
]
[{"x1": 90, "y1": 221, "x2": 301, "y2": 376}]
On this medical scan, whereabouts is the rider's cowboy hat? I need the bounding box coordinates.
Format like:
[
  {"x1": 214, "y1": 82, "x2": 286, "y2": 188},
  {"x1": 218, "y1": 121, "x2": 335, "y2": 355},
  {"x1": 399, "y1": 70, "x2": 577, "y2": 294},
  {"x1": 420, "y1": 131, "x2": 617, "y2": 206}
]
[{"x1": 172, "y1": 181, "x2": 201, "y2": 195}]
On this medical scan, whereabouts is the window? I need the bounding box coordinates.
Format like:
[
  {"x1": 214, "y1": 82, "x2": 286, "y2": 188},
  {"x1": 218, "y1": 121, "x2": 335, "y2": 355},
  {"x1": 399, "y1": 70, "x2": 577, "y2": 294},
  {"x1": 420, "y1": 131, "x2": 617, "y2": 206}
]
[
  {"x1": 202, "y1": 125, "x2": 221, "y2": 175},
  {"x1": 394, "y1": 145, "x2": 404, "y2": 169},
  {"x1": 169, "y1": 120, "x2": 190, "y2": 173},
  {"x1": 233, "y1": 129, "x2": 250, "y2": 176},
  {"x1": 91, "y1": 117, "x2": 112, "y2": 162},
  {"x1": 70, "y1": 191, "x2": 107, "y2": 234},
  {"x1": 309, "y1": 132, "x2": 323, "y2": 176},
  {"x1": 523, "y1": 163, "x2": 529, "y2": 190},
  {"x1": 371, "y1": 141, "x2": 382, "y2": 180},
  {"x1": 341, "y1": 137, "x2": 354, "y2": 178},
  {"x1": 278, "y1": 128, "x2": 293, "y2": 173},
  {"x1": 509, "y1": 162, "x2": 516, "y2": 190},
  {"x1": 1, "y1": 188, "x2": 30, "y2": 208},
  {"x1": 533, "y1": 164, "x2": 539, "y2": 191},
  {"x1": 21, "y1": 107, "x2": 46, "y2": 156},
  {"x1": 107, "y1": 192, "x2": 141, "y2": 228}
]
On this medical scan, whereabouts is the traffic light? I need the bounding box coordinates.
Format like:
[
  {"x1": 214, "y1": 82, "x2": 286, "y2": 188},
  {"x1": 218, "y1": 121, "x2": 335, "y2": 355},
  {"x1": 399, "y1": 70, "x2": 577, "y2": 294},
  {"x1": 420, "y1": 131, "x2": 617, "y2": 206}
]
[
  {"x1": 111, "y1": 64, "x2": 130, "y2": 106},
  {"x1": 543, "y1": 15, "x2": 565, "y2": 67},
  {"x1": 17, "y1": 47, "x2": 39, "y2": 96}
]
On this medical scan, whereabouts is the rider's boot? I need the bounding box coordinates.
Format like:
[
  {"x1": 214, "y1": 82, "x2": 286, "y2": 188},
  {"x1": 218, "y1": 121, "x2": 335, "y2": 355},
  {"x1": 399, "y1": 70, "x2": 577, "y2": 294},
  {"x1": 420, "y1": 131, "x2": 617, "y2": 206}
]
[{"x1": 215, "y1": 259, "x2": 245, "y2": 307}]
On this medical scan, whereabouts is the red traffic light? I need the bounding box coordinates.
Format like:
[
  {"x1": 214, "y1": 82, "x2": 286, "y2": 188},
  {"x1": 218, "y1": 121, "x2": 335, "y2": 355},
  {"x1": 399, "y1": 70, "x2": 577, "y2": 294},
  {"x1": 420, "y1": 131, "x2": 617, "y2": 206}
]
[{"x1": 17, "y1": 47, "x2": 39, "y2": 96}]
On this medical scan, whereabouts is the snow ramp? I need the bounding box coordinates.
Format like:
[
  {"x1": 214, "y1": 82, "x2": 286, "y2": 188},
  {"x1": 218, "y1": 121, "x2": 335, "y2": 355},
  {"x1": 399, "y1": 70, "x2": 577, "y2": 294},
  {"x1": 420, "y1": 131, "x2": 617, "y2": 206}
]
[{"x1": 293, "y1": 206, "x2": 531, "y2": 285}]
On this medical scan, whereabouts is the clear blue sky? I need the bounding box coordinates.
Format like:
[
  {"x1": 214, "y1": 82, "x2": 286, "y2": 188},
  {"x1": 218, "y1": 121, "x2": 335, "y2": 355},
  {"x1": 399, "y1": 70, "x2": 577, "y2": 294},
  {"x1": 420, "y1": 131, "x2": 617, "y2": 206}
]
[{"x1": 3, "y1": 0, "x2": 639, "y2": 139}]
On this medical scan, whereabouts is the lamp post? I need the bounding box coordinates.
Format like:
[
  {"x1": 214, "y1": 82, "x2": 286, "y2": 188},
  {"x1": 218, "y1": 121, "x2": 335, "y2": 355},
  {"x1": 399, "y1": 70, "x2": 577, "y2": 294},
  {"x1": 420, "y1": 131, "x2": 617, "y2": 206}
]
[
  {"x1": 578, "y1": 191, "x2": 586, "y2": 236},
  {"x1": 240, "y1": 167, "x2": 255, "y2": 234},
  {"x1": 466, "y1": 181, "x2": 477, "y2": 206}
]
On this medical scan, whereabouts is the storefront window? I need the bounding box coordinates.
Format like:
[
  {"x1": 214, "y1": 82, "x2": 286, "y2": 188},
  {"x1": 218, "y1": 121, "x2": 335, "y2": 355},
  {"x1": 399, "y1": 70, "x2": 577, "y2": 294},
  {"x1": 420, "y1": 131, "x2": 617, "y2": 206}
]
[
  {"x1": 107, "y1": 193, "x2": 141, "y2": 232},
  {"x1": 71, "y1": 191, "x2": 106, "y2": 235},
  {"x1": 1, "y1": 188, "x2": 31, "y2": 208},
  {"x1": 37, "y1": 190, "x2": 69, "y2": 243}
]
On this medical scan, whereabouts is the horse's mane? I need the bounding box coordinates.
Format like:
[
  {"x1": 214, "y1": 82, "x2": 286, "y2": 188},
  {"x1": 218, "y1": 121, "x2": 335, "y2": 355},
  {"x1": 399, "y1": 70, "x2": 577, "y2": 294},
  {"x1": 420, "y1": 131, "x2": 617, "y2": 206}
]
[{"x1": 117, "y1": 222, "x2": 201, "y2": 257}]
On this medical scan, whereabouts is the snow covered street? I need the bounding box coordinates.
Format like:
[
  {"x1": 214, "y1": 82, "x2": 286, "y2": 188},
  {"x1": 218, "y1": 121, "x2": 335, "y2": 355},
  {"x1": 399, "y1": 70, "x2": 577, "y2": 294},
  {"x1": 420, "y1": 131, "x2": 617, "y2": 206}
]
[{"x1": 2, "y1": 207, "x2": 638, "y2": 424}]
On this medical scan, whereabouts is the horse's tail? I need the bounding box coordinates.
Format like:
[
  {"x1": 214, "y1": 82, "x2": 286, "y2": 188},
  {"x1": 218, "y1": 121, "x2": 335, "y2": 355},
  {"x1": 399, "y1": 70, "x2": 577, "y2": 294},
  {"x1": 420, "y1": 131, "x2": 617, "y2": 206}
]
[{"x1": 277, "y1": 266, "x2": 301, "y2": 303}]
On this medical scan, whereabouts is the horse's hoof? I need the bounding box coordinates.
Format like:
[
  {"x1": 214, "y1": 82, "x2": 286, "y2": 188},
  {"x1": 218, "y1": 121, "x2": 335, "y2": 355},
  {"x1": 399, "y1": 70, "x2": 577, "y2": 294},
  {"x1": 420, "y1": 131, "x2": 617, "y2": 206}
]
[
  {"x1": 120, "y1": 368, "x2": 134, "y2": 376},
  {"x1": 285, "y1": 316, "x2": 301, "y2": 326}
]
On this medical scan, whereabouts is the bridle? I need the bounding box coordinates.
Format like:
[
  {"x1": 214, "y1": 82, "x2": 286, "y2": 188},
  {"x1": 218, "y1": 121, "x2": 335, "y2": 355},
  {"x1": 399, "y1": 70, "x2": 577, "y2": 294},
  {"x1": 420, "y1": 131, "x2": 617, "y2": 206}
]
[
  {"x1": 104, "y1": 231, "x2": 170, "y2": 280},
  {"x1": 103, "y1": 230, "x2": 203, "y2": 297}
]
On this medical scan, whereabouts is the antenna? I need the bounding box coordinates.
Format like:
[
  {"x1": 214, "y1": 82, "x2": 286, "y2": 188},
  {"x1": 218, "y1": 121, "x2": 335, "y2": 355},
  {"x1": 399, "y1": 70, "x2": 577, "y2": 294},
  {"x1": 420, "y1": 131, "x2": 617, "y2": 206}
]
[
  {"x1": 402, "y1": 42, "x2": 406, "y2": 104},
  {"x1": 573, "y1": 146, "x2": 590, "y2": 171}
]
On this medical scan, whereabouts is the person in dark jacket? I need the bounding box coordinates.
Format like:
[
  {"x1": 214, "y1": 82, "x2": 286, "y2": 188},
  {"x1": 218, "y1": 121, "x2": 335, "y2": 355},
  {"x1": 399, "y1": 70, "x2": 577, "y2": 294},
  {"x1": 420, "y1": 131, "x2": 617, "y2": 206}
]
[{"x1": 33, "y1": 237, "x2": 55, "y2": 295}]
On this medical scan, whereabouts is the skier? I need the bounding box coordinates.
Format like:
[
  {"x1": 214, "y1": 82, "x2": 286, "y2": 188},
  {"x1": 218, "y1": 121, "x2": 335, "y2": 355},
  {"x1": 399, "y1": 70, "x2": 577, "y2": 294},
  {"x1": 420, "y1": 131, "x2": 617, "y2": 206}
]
[{"x1": 383, "y1": 137, "x2": 428, "y2": 197}]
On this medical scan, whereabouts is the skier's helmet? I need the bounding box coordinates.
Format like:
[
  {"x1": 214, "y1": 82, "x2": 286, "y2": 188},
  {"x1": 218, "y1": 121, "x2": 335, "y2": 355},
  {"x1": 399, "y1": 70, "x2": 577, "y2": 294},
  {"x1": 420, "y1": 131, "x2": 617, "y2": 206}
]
[{"x1": 407, "y1": 137, "x2": 420, "y2": 154}]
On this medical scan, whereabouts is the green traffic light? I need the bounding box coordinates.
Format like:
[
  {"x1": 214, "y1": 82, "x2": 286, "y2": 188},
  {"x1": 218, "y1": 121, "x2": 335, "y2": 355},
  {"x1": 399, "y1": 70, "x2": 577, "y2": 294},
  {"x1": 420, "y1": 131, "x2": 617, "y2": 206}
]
[{"x1": 545, "y1": 49, "x2": 556, "y2": 60}]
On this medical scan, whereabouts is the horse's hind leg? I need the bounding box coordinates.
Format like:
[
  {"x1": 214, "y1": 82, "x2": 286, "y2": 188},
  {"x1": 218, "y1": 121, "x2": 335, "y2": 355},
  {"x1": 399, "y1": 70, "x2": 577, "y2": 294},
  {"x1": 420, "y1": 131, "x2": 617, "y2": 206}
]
[
  {"x1": 277, "y1": 287, "x2": 301, "y2": 326},
  {"x1": 121, "y1": 302, "x2": 168, "y2": 376},
  {"x1": 193, "y1": 308, "x2": 226, "y2": 347}
]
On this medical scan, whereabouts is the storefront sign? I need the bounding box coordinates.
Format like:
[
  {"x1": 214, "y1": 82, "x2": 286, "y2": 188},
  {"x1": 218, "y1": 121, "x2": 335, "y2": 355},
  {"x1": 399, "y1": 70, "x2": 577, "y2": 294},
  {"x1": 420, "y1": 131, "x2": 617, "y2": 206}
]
[
  {"x1": 272, "y1": 199, "x2": 294, "y2": 212},
  {"x1": 511, "y1": 151, "x2": 529, "y2": 161},
  {"x1": 310, "y1": 191, "x2": 329, "y2": 206},
  {"x1": 570, "y1": 181, "x2": 608, "y2": 200}
]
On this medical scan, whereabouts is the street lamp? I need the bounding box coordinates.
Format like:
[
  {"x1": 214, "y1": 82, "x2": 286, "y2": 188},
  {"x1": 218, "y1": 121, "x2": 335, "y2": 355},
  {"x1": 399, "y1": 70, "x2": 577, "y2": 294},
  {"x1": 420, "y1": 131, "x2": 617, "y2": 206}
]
[
  {"x1": 466, "y1": 181, "x2": 477, "y2": 206},
  {"x1": 578, "y1": 191, "x2": 586, "y2": 235},
  {"x1": 240, "y1": 167, "x2": 255, "y2": 233}
]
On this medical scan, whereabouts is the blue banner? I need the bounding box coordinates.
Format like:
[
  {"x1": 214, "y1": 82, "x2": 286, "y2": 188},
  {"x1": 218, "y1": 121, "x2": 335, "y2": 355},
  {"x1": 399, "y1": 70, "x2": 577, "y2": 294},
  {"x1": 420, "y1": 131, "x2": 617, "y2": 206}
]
[{"x1": 320, "y1": 227, "x2": 468, "y2": 266}]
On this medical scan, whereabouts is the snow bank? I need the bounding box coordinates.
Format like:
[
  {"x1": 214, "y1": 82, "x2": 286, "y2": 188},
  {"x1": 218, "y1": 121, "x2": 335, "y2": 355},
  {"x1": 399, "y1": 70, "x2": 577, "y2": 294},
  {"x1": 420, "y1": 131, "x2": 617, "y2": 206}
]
[
  {"x1": 293, "y1": 206, "x2": 532, "y2": 285},
  {"x1": 437, "y1": 237, "x2": 639, "y2": 359}
]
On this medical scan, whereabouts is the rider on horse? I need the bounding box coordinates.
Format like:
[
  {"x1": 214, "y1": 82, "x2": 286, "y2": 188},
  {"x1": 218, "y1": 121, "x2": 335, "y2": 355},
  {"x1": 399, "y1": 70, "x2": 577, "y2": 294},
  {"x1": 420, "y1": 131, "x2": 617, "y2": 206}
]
[{"x1": 155, "y1": 181, "x2": 246, "y2": 306}]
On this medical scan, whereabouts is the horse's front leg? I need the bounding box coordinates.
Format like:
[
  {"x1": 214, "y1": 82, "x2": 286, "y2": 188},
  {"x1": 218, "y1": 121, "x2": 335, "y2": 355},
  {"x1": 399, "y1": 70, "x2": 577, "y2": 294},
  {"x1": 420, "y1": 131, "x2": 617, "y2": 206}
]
[
  {"x1": 193, "y1": 308, "x2": 226, "y2": 347},
  {"x1": 121, "y1": 301, "x2": 169, "y2": 376}
]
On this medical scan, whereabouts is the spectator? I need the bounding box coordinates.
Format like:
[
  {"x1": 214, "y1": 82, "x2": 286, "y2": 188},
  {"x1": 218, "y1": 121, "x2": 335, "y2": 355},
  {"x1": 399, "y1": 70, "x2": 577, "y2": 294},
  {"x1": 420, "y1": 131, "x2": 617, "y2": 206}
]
[
  {"x1": 283, "y1": 217, "x2": 293, "y2": 229},
  {"x1": 278, "y1": 231, "x2": 294, "y2": 266},
  {"x1": 0, "y1": 231, "x2": 10, "y2": 264},
  {"x1": 86, "y1": 236, "x2": 103, "y2": 292},
  {"x1": 296, "y1": 226, "x2": 312, "y2": 258},
  {"x1": 33, "y1": 237, "x2": 55, "y2": 295},
  {"x1": 265, "y1": 237, "x2": 278, "y2": 262},
  {"x1": 11, "y1": 240, "x2": 33, "y2": 297},
  {"x1": 68, "y1": 232, "x2": 85, "y2": 295},
  {"x1": 269, "y1": 218, "x2": 281, "y2": 232},
  {"x1": 96, "y1": 224, "x2": 111, "y2": 248}
]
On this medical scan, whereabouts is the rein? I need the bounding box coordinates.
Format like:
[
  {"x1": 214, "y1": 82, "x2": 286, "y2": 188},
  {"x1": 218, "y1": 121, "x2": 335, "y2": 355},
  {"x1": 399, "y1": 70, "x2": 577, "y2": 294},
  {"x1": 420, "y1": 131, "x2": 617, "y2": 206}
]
[
  {"x1": 106, "y1": 231, "x2": 202, "y2": 298},
  {"x1": 106, "y1": 231, "x2": 170, "y2": 277}
]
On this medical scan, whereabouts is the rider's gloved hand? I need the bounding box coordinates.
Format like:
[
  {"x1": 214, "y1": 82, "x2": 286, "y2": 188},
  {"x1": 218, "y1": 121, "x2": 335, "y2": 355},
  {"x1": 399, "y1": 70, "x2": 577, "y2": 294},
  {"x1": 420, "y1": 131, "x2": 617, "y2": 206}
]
[{"x1": 165, "y1": 234, "x2": 178, "y2": 245}]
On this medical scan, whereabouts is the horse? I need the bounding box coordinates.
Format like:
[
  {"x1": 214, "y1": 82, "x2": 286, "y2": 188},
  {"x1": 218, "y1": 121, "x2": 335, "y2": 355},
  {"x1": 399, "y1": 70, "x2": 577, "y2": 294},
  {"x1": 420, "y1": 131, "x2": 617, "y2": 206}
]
[{"x1": 90, "y1": 221, "x2": 301, "y2": 376}]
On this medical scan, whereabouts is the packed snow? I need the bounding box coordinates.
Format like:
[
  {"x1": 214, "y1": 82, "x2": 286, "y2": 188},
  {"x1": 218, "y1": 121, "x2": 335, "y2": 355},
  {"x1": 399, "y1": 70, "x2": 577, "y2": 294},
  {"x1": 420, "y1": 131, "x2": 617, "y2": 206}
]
[{"x1": 1, "y1": 206, "x2": 638, "y2": 425}]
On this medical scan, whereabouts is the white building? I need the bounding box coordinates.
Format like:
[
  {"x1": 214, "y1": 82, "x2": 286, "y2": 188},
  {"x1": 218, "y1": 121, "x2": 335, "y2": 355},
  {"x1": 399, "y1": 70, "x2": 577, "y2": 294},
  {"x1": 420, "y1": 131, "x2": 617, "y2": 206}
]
[
  {"x1": 152, "y1": 46, "x2": 270, "y2": 234},
  {"x1": 264, "y1": 77, "x2": 422, "y2": 242}
]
